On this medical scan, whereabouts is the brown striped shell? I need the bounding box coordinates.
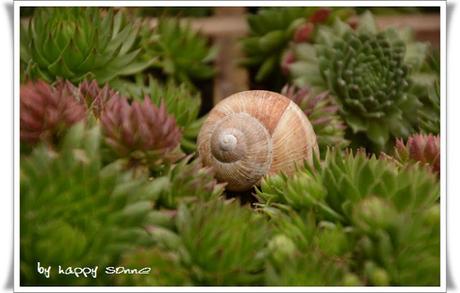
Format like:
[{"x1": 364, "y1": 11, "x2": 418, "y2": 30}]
[{"x1": 197, "y1": 90, "x2": 318, "y2": 191}]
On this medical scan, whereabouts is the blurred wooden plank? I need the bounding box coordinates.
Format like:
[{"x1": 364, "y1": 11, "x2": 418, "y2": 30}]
[
  {"x1": 214, "y1": 7, "x2": 246, "y2": 15},
  {"x1": 211, "y1": 8, "x2": 249, "y2": 104},
  {"x1": 212, "y1": 37, "x2": 249, "y2": 104},
  {"x1": 146, "y1": 15, "x2": 248, "y2": 37}
]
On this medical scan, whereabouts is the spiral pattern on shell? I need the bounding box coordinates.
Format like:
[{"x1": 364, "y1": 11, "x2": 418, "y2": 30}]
[{"x1": 197, "y1": 90, "x2": 318, "y2": 191}]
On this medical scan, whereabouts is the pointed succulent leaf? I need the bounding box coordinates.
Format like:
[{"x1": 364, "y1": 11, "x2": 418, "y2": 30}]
[
  {"x1": 175, "y1": 199, "x2": 270, "y2": 285},
  {"x1": 100, "y1": 95, "x2": 183, "y2": 167},
  {"x1": 116, "y1": 247, "x2": 191, "y2": 285},
  {"x1": 154, "y1": 156, "x2": 225, "y2": 209},
  {"x1": 241, "y1": 7, "x2": 351, "y2": 88},
  {"x1": 20, "y1": 80, "x2": 86, "y2": 146},
  {"x1": 110, "y1": 76, "x2": 202, "y2": 153},
  {"x1": 288, "y1": 11, "x2": 439, "y2": 152},
  {"x1": 393, "y1": 133, "x2": 440, "y2": 175},
  {"x1": 139, "y1": 18, "x2": 215, "y2": 86},
  {"x1": 21, "y1": 7, "x2": 148, "y2": 83},
  {"x1": 281, "y1": 84, "x2": 348, "y2": 153},
  {"x1": 258, "y1": 148, "x2": 439, "y2": 286},
  {"x1": 20, "y1": 124, "x2": 157, "y2": 285}
]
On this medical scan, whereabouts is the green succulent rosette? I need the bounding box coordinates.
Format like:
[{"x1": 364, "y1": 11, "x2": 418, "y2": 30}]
[
  {"x1": 264, "y1": 210, "x2": 355, "y2": 286},
  {"x1": 124, "y1": 199, "x2": 270, "y2": 285},
  {"x1": 151, "y1": 156, "x2": 225, "y2": 209},
  {"x1": 21, "y1": 8, "x2": 151, "y2": 84},
  {"x1": 139, "y1": 18, "x2": 216, "y2": 86},
  {"x1": 173, "y1": 199, "x2": 270, "y2": 285},
  {"x1": 415, "y1": 79, "x2": 440, "y2": 134},
  {"x1": 256, "y1": 148, "x2": 440, "y2": 285},
  {"x1": 288, "y1": 12, "x2": 439, "y2": 152},
  {"x1": 20, "y1": 124, "x2": 161, "y2": 285},
  {"x1": 116, "y1": 247, "x2": 192, "y2": 285}
]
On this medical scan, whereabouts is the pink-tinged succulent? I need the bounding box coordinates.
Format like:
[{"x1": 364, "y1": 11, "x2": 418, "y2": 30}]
[
  {"x1": 100, "y1": 96, "x2": 182, "y2": 161},
  {"x1": 281, "y1": 85, "x2": 348, "y2": 152},
  {"x1": 20, "y1": 80, "x2": 87, "y2": 145},
  {"x1": 394, "y1": 134, "x2": 440, "y2": 175},
  {"x1": 293, "y1": 22, "x2": 314, "y2": 43},
  {"x1": 281, "y1": 51, "x2": 296, "y2": 75},
  {"x1": 78, "y1": 80, "x2": 122, "y2": 118},
  {"x1": 309, "y1": 8, "x2": 331, "y2": 24},
  {"x1": 348, "y1": 19, "x2": 359, "y2": 30}
]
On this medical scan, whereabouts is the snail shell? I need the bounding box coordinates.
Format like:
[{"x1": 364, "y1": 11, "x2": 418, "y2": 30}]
[{"x1": 197, "y1": 90, "x2": 318, "y2": 191}]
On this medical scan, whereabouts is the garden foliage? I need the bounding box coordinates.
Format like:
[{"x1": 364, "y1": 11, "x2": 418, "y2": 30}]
[{"x1": 20, "y1": 7, "x2": 440, "y2": 286}]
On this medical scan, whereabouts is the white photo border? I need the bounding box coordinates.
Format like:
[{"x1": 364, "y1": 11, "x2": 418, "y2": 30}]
[{"x1": 13, "y1": 1, "x2": 447, "y2": 292}]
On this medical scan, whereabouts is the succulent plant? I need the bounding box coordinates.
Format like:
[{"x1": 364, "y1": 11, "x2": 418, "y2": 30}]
[
  {"x1": 264, "y1": 211, "x2": 353, "y2": 286},
  {"x1": 139, "y1": 18, "x2": 216, "y2": 85},
  {"x1": 256, "y1": 170, "x2": 343, "y2": 223},
  {"x1": 288, "y1": 11, "x2": 439, "y2": 152},
  {"x1": 394, "y1": 133, "x2": 440, "y2": 175},
  {"x1": 20, "y1": 80, "x2": 86, "y2": 145},
  {"x1": 241, "y1": 7, "x2": 354, "y2": 89},
  {"x1": 281, "y1": 85, "x2": 349, "y2": 153},
  {"x1": 173, "y1": 199, "x2": 270, "y2": 285},
  {"x1": 116, "y1": 247, "x2": 192, "y2": 285},
  {"x1": 20, "y1": 124, "x2": 160, "y2": 285},
  {"x1": 154, "y1": 156, "x2": 225, "y2": 209},
  {"x1": 114, "y1": 198, "x2": 270, "y2": 286},
  {"x1": 110, "y1": 76, "x2": 204, "y2": 153},
  {"x1": 256, "y1": 148, "x2": 440, "y2": 285},
  {"x1": 110, "y1": 158, "x2": 225, "y2": 286},
  {"x1": 100, "y1": 96, "x2": 183, "y2": 167},
  {"x1": 21, "y1": 7, "x2": 150, "y2": 83},
  {"x1": 241, "y1": 7, "x2": 310, "y2": 85},
  {"x1": 415, "y1": 80, "x2": 440, "y2": 134},
  {"x1": 177, "y1": 200, "x2": 269, "y2": 285},
  {"x1": 78, "y1": 79, "x2": 122, "y2": 118},
  {"x1": 320, "y1": 149, "x2": 439, "y2": 218},
  {"x1": 19, "y1": 7, "x2": 441, "y2": 287}
]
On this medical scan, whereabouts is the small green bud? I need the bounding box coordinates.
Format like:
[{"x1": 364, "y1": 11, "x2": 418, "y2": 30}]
[
  {"x1": 316, "y1": 226, "x2": 350, "y2": 257},
  {"x1": 342, "y1": 273, "x2": 363, "y2": 286},
  {"x1": 352, "y1": 196, "x2": 398, "y2": 232},
  {"x1": 370, "y1": 267, "x2": 390, "y2": 285},
  {"x1": 357, "y1": 236, "x2": 374, "y2": 258},
  {"x1": 424, "y1": 204, "x2": 440, "y2": 226},
  {"x1": 268, "y1": 234, "x2": 297, "y2": 264},
  {"x1": 365, "y1": 261, "x2": 390, "y2": 286}
]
